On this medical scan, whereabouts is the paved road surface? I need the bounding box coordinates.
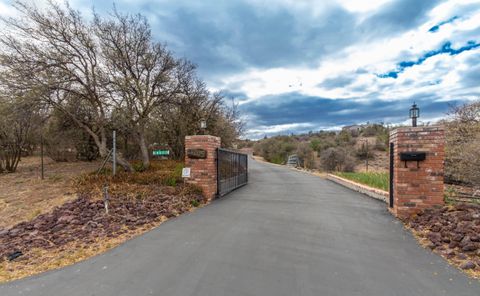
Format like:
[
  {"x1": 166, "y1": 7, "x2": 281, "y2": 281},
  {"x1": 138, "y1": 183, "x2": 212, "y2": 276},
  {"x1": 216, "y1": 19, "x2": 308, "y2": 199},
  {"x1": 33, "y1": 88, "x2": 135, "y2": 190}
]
[{"x1": 2, "y1": 159, "x2": 479, "y2": 295}]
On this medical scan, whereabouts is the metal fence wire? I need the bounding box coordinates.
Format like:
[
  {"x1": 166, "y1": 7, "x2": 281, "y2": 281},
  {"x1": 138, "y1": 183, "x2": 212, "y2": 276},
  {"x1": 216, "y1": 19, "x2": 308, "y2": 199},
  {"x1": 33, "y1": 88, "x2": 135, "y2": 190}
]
[{"x1": 217, "y1": 148, "x2": 248, "y2": 197}]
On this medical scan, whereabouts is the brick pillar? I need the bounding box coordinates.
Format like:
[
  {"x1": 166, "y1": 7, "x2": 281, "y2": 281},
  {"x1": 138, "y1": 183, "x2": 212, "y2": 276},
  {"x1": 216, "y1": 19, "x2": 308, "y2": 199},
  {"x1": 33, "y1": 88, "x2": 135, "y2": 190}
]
[
  {"x1": 390, "y1": 126, "x2": 445, "y2": 218},
  {"x1": 184, "y1": 135, "x2": 221, "y2": 200}
]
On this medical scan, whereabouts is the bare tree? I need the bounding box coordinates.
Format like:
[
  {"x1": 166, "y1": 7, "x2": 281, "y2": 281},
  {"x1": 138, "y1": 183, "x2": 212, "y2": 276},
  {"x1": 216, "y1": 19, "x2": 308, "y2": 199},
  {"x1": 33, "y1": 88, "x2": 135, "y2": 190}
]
[
  {"x1": 0, "y1": 0, "x2": 244, "y2": 168},
  {"x1": 445, "y1": 100, "x2": 480, "y2": 190},
  {"x1": 0, "y1": 91, "x2": 40, "y2": 173},
  {"x1": 95, "y1": 11, "x2": 177, "y2": 168},
  {"x1": 0, "y1": 0, "x2": 133, "y2": 171}
]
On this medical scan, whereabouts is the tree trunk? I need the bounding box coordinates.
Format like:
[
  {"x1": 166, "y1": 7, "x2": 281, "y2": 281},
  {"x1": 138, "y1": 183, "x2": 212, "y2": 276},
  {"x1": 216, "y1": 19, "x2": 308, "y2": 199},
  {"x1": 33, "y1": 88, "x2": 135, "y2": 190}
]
[{"x1": 137, "y1": 130, "x2": 150, "y2": 169}]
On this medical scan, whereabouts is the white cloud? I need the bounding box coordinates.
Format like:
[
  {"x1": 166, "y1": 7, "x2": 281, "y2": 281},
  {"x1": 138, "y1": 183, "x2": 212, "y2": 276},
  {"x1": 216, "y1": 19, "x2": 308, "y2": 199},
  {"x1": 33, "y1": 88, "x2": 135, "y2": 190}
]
[
  {"x1": 246, "y1": 122, "x2": 315, "y2": 137},
  {"x1": 338, "y1": 0, "x2": 393, "y2": 13},
  {"x1": 217, "y1": 0, "x2": 480, "y2": 109},
  {"x1": 0, "y1": 1, "x2": 16, "y2": 17}
]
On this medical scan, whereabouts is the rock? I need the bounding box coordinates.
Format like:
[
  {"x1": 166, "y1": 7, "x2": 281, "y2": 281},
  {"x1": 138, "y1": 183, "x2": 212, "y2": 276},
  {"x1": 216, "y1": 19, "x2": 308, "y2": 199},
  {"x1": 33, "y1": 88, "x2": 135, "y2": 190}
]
[
  {"x1": 445, "y1": 249, "x2": 455, "y2": 256},
  {"x1": 51, "y1": 225, "x2": 64, "y2": 233},
  {"x1": 460, "y1": 261, "x2": 476, "y2": 270},
  {"x1": 7, "y1": 250, "x2": 23, "y2": 261},
  {"x1": 430, "y1": 224, "x2": 442, "y2": 232},
  {"x1": 452, "y1": 233, "x2": 464, "y2": 242},
  {"x1": 461, "y1": 235, "x2": 471, "y2": 243},
  {"x1": 58, "y1": 215, "x2": 75, "y2": 223},
  {"x1": 457, "y1": 253, "x2": 468, "y2": 260},
  {"x1": 8, "y1": 228, "x2": 21, "y2": 236},
  {"x1": 33, "y1": 222, "x2": 43, "y2": 230},
  {"x1": 446, "y1": 253, "x2": 456, "y2": 259},
  {"x1": 462, "y1": 244, "x2": 478, "y2": 252},
  {"x1": 28, "y1": 230, "x2": 39, "y2": 237},
  {"x1": 427, "y1": 232, "x2": 442, "y2": 243}
]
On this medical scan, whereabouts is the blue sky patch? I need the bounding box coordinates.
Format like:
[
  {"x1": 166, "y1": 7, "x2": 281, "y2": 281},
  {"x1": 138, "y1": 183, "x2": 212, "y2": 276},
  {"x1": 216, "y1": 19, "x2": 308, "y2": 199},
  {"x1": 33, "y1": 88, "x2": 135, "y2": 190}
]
[
  {"x1": 429, "y1": 16, "x2": 459, "y2": 32},
  {"x1": 378, "y1": 40, "x2": 480, "y2": 79}
]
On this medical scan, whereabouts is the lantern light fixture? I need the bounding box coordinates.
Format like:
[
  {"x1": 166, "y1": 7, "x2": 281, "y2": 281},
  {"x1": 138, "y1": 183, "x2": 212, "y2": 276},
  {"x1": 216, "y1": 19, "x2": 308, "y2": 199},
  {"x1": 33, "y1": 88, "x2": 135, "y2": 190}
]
[{"x1": 409, "y1": 102, "x2": 420, "y2": 127}]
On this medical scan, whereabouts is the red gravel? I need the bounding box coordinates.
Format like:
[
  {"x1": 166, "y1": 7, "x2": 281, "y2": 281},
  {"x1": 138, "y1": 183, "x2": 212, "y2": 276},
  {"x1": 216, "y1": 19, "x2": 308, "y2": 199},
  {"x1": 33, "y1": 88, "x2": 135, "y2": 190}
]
[
  {"x1": 407, "y1": 203, "x2": 480, "y2": 271},
  {"x1": 0, "y1": 189, "x2": 204, "y2": 262}
]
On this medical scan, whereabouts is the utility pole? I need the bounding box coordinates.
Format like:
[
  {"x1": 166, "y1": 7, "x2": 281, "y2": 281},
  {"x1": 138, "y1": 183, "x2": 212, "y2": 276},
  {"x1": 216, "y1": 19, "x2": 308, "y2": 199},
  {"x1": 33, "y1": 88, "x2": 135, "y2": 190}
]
[{"x1": 112, "y1": 130, "x2": 117, "y2": 176}]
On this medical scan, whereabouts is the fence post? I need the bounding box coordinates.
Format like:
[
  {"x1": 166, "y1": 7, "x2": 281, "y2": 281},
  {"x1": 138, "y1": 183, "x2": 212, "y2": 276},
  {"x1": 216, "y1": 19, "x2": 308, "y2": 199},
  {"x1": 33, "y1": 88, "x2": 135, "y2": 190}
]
[
  {"x1": 112, "y1": 130, "x2": 116, "y2": 176},
  {"x1": 40, "y1": 135, "x2": 44, "y2": 180}
]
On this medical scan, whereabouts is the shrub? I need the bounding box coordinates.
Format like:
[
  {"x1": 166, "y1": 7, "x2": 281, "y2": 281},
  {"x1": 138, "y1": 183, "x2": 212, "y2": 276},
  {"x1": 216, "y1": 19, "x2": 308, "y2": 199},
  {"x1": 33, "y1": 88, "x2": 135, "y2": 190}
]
[
  {"x1": 253, "y1": 136, "x2": 297, "y2": 164},
  {"x1": 132, "y1": 162, "x2": 147, "y2": 172},
  {"x1": 320, "y1": 147, "x2": 355, "y2": 172},
  {"x1": 296, "y1": 142, "x2": 316, "y2": 169},
  {"x1": 355, "y1": 143, "x2": 375, "y2": 160},
  {"x1": 374, "y1": 138, "x2": 387, "y2": 151}
]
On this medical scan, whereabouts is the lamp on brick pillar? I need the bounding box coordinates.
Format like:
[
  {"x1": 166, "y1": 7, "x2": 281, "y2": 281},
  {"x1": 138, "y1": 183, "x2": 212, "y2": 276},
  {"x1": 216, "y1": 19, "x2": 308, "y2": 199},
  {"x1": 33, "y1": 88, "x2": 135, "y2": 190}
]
[
  {"x1": 409, "y1": 102, "x2": 420, "y2": 127},
  {"x1": 199, "y1": 118, "x2": 207, "y2": 135}
]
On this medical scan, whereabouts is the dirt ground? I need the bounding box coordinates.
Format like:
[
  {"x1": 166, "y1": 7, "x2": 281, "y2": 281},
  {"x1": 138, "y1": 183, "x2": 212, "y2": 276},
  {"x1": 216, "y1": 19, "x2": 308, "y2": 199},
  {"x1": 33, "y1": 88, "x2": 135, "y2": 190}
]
[
  {"x1": 353, "y1": 150, "x2": 389, "y2": 173},
  {"x1": 0, "y1": 157, "x2": 101, "y2": 229}
]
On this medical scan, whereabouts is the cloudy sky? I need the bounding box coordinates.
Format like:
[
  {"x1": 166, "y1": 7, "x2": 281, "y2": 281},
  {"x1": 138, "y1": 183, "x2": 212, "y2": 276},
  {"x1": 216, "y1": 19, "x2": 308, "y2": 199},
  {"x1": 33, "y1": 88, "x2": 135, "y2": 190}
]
[{"x1": 1, "y1": 0, "x2": 479, "y2": 138}]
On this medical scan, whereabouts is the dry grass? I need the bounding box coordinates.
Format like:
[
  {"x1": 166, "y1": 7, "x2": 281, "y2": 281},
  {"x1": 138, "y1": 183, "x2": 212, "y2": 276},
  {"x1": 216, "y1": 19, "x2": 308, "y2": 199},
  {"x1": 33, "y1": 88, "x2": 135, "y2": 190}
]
[
  {"x1": 0, "y1": 157, "x2": 101, "y2": 229},
  {"x1": 0, "y1": 216, "x2": 169, "y2": 282},
  {"x1": 0, "y1": 159, "x2": 205, "y2": 283},
  {"x1": 0, "y1": 205, "x2": 204, "y2": 283}
]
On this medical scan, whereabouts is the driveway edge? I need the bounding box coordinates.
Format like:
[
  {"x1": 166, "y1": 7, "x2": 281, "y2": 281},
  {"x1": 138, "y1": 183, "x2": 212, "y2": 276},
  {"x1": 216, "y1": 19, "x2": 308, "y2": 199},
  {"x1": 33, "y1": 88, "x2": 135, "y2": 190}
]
[{"x1": 327, "y1": 174, "x2": 388, "y2": 203}]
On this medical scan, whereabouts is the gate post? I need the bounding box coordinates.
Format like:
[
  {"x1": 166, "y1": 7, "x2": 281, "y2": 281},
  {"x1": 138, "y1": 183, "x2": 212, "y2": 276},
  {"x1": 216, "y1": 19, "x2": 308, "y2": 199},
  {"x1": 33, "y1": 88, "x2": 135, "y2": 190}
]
[
  {"x1": 389, "y1": 126, "x2": 445, "y2": 219},
  {"x1": 184, "y1": 135, "x2": 221, "y2": 201}
]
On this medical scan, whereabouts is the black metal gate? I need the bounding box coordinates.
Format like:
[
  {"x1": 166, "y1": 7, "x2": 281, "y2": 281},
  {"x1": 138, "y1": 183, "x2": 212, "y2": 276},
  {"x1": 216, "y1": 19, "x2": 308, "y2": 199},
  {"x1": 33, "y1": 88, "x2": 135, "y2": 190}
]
[
  {"x1": 389, "y1": 142, "x2": 394, "y2": 208},
  {"x1": 217, "y1": 148, "x2": 248, "y2": 197}
]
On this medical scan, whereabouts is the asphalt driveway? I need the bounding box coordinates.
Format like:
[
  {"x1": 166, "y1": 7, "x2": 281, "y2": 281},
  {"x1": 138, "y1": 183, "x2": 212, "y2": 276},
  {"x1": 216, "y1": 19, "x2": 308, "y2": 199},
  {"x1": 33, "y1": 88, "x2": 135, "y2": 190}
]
[{"x1": 1, "y1": 159, "x2": 479, "y2": 295}]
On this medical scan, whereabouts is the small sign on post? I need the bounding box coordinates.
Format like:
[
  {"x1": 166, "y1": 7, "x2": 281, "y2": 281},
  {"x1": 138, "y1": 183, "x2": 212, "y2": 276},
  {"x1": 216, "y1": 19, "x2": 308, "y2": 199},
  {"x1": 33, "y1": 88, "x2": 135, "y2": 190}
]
[
  {"x1": 182, "y1": 167, "x2": 191, "y2": 178},
  {"x1": 152, "y1": 149, "x2": 170, "y2": 156}
]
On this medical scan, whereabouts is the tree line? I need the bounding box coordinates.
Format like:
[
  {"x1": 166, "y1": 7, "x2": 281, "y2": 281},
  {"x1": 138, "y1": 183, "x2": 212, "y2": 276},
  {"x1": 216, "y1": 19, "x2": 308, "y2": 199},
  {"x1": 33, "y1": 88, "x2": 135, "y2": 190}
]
[
  {"x1": 0, "y1": 1, "x2": 242, "y2": 173},
  {"x1": 250, "y1": 124, "x2": 388, "y2": 171}
]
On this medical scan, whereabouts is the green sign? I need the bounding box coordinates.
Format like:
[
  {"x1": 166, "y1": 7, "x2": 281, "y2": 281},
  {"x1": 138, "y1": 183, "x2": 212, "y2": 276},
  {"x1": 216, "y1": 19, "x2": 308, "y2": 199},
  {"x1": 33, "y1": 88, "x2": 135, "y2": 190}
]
[{"x1": 153, "y1": 150, "x2": 170, "y2": 156}]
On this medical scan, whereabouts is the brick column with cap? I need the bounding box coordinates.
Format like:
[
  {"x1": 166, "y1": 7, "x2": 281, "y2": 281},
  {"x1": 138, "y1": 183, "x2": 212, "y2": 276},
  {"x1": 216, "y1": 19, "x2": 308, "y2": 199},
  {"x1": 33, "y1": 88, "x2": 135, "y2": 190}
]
[
  {"x1": 184, "y1": 135, "x2": 221, "y2": 200},
  {"x1": 390, "y1": 126, "x2": 445, "y2": 218}
]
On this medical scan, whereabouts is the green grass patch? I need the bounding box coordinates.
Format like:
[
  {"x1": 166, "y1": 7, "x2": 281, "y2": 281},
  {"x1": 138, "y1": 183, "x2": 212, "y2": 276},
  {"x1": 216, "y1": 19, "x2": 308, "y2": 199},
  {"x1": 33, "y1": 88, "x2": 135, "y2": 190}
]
[{"x1": 335, "y1": 172, "x2": 389, "y2": 191}]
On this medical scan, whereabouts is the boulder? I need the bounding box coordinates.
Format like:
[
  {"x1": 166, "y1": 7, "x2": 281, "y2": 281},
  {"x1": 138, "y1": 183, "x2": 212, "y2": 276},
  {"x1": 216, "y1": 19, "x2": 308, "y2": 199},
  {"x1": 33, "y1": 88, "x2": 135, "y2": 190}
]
[{"x1": 460, "y1": 261, "x2": 476, "y2": 270}]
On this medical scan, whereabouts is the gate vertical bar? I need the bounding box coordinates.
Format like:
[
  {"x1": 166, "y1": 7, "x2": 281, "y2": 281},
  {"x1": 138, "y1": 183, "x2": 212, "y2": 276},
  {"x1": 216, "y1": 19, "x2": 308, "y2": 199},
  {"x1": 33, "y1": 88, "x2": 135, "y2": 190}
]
[
  {"x1": 112, "y1": 130, "x2": 117, "y2": 176},
  {"x1": 389, "y1": 142, "x2": 394, "y2": 208},
  {"x1": 216, "y1": 148, "x2": 220, "y2": 197},
  {"x1": 246, "y1": 154, "x2": 248, "y2": 183}
]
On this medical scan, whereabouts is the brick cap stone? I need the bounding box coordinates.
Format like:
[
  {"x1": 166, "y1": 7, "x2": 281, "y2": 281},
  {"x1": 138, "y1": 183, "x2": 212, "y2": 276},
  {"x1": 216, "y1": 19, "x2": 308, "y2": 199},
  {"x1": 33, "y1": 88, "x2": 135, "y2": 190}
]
[
  {"x1": 390, "y1": 125, "x2": 445, "y2": 137},
  {"x1": 185, "y1": 135, "x2": 221, "y2": 142}
]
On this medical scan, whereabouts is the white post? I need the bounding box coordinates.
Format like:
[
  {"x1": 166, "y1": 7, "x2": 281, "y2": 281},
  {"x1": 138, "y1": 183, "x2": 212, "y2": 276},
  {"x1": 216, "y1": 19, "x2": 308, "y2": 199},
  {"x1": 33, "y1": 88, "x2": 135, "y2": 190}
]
[{"x1": 112, "y1": 130, "x2": 117, "y2": 176}]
